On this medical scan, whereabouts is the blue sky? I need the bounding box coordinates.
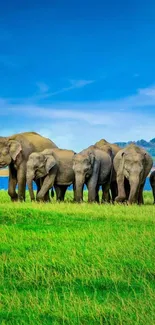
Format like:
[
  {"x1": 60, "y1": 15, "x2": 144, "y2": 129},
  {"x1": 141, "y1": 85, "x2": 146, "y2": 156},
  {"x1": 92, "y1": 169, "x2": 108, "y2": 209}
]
[{"x1": 1, "y1": 0, "x2": 155, "y2": 151}]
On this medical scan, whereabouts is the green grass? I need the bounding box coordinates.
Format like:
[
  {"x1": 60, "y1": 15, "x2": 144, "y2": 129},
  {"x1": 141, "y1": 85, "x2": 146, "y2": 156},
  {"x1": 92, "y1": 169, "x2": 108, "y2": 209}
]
[{"x1": 0, "y1": 191, "x2": 155, "y2": 325}]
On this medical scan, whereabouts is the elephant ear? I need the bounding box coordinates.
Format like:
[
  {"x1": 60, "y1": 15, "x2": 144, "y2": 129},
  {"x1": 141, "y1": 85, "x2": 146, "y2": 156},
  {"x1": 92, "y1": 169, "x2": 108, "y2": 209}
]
[
  {"x1": 89, "y1": 152, "x2": 95, "y2": 166},
  {"x1": 8, "y1": 140, "x2": 22, "y2": 161},
  {"x1": 45, "y1": 155, "x2": 57, "y2": 173}
]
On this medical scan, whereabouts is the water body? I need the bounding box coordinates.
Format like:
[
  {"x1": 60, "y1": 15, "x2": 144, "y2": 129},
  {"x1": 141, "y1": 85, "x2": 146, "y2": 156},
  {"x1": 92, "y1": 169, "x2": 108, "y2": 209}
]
[{"x1": 0, "y1": 177, "x2": 152, "y2": 191}]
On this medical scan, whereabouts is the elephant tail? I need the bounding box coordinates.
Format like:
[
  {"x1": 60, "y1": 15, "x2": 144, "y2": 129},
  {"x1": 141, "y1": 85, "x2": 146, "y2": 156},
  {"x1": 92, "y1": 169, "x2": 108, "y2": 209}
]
[{"x1": 51, "y1": 188, "x2": 54, "y2": 198}]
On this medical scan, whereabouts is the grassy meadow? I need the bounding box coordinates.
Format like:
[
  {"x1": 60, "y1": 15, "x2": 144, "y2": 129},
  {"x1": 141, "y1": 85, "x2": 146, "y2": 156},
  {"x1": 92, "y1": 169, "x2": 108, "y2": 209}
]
[{"x1": 0, "y1": 190, "x2": 155, "y2": 324}]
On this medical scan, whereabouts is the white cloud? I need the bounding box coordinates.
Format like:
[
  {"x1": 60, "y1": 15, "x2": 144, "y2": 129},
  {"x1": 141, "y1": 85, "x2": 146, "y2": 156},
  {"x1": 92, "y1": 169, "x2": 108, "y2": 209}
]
[
  {"x1": 4, "y1": 83, "x2": 155, "y2": 124},
  {"x1": 138, "y1": 86, "x2": 155, "y2": 97},
  {"x1": 0, "y1": 84, "x2": 155, "y2": 150},
  {"x1": 30, "y1": 79, "x2": 95, "y2": 100},
  {"x1": 69, "y1": 79, "x2": 94, "y2": 88}
]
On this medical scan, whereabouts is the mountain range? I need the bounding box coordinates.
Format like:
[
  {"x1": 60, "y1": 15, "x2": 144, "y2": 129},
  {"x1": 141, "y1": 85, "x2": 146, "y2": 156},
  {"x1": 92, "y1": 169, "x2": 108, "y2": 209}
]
[{"x1": 115, "y1": 138, "x2": 155, "y2": 161}]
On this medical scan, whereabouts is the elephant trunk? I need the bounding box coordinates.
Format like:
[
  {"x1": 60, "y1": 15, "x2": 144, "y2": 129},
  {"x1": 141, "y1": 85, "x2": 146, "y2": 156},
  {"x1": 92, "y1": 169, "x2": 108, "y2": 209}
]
[
  {"x1": 128, "y1": 175, "x2": 140, "y2": 204},
  {"x1": 27, "y1": 174, "x2": 35, "y2": 201},
  {"x1": 74, "y1": 175, "x2": 85, "y2": 202}
]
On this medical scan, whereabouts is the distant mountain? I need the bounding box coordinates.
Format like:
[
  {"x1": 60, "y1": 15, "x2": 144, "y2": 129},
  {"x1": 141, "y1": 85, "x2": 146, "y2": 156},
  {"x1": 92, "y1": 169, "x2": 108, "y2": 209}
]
[{"x1": 115, "y1": 138, "x2": 155, "y2": 161}]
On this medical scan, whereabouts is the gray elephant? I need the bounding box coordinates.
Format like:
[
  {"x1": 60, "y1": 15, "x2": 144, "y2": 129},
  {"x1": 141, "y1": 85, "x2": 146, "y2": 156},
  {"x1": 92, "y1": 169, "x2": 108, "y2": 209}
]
[
  {"x1": 149, "y1": 170, "x2": 155, "y2": 204},
  {"x1": 114, "y1": 144, "x2": 153, "y2": 204},
  {"x1": 26, "y1": 148, "x2": 75, "y2": 202},
  {"x1": 0, "y1": 132, "x2": 57, "y2": 201},
  {"x1": 73, "y1": 145, "x2": 112, "y2": 203},
  {"x1": 94, "y1": 139, "x2": 121, "y2": 202}
]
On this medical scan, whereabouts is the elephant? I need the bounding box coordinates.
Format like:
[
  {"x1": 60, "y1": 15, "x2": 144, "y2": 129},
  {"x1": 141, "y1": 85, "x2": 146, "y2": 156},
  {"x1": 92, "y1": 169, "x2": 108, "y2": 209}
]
[
  {"x1": 113, "y1": 144, "x2": 153, "y2": 204},
  {"x1": 149, "y1": 170, "x2": 155, "y2": 204},
  {"x1": 0, "y1": 132, "x2": 57, "y2": 201},
  {"x1": 26, "y1": 148, "x2": 75, "y2": 202},
  {"x1": 73, "y1": 145, "x2": 112, "y2": 203},
  {"x1": 94, "y1": 139, "x2": 121, "y2": 202}
]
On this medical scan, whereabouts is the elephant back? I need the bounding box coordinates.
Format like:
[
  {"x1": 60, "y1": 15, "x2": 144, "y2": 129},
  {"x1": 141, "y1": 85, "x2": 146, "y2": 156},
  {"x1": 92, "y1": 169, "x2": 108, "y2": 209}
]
[
  {"x1": 94, "y1": 139, "x2": 121, "y2": 157},
  {"x1": 48, "y1": 148, "x2": 75, "y2": 170},
  {"x1": 9, "y1": 132, "x2": 58, "y2": 153}
]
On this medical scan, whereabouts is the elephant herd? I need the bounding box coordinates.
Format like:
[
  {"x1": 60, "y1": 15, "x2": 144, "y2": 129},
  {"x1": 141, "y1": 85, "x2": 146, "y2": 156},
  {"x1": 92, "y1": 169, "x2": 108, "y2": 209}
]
[{"x1": 0, "y1": 131, "x2": 155, "y2": 205}]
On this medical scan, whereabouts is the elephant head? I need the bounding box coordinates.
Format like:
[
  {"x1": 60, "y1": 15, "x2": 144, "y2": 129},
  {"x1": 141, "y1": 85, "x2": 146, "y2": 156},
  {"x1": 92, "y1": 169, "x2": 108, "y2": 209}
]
[
  {"x1": 115, "y1": 144, "x2": 153, "y2": 203},
  {"x1": 26, "y1": 152, "x2": 56, "y2": 201},
  {"x1": 123, "y1": 151, "x2": 146, "y2": 202},
  {"x1": 123, "y1": 150, "x2": 145, "y2": 177},
  {"x1": 0, "y1": 137, "x2": 22, "y2": 167},
  {"x1": 73, "y1": 151, "x2": 95, "y2": 202}
]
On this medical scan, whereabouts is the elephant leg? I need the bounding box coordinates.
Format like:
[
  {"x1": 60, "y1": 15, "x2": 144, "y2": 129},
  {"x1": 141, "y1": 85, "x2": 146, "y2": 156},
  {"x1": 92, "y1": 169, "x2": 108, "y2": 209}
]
[
  {"x1": 36, "y1": 172, "x2": 56, "y2": 202},
  {"x1": 124, "y1": 178, "x2": 130, "y2": 200},
  {"x1": 110, "y1": 181, "x2": 118, "y2": 202},
  {"x1": 102, "y1": 190, "x2": 111, "y2": 203},
  {"x1": 35, "y1": 179, "x2": 41, "y2": 194},
  {"x1": 137, "y1": 182, "x2": 145, "y2": 205},
  {"x1": 151, "y1": 186, "x2": 155, "y2": 204},
  {"x1": 73, "y1": 183, "x2": 76, "y2": 202},
  {"x1": 44, "y1": 191, "x2": 51, "y2": 202},
  {"x1": 8, "y1": 164, "x2": 18, "y2": 201},
  {"x1": 153, "y1": 188, "x2": 155, "y2": 204},
  {"x1": 95, "y1": 185, "x2": 100, "y2": 203},
  {"x1": 55, "y1": 185, "x2": 67, "y2": 201},
  {"x1": 54, "y1": 185, "x2": 61, "y2": 201},
  {"x1": 17, "y1": 164, "x2": 26, "y2": 201},
  {"x1": 59, "y1": 186, "x2": 67, "y2": 201},
  {"x1": 101, "y1": 184, "x2": 111, "y2": 203},
  {"x1": 115, "y1": 174, "x2": 126, "y2": 203}
]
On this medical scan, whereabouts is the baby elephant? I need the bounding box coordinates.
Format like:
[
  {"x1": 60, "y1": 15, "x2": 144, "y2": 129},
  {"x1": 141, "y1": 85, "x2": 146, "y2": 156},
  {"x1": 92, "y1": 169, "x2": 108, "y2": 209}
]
[
  {"x1": 150, "y1": 170, "x2": 155, "y2": 204},
  {"x1": 26, "y1": 148, "x2": 75, "y2": 202}
]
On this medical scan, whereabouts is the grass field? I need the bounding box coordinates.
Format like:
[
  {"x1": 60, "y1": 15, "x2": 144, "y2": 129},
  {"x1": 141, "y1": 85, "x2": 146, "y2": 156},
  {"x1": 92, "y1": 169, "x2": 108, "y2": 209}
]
[{"x1": 0, "y1": 191, "x2": 155, "y2": 325}]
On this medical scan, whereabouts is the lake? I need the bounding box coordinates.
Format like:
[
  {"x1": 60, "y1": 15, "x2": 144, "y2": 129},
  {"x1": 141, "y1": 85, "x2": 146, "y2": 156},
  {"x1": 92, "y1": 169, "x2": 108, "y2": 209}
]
[{"x1": 0, "y1": 177, "x2": 152, "y2": 191}]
